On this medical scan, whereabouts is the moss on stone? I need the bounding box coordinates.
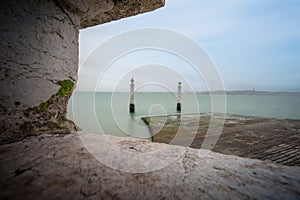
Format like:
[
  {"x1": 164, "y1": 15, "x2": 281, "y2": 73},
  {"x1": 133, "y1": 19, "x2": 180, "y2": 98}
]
[
  {"x1": 39, "y1": 102, "x2": 49, "y2": 112},
  {"x1": 47, "y1": 121, "x2": 60, "y2": 130},
  {"x1": 57, "y1": 80, "x2": 74, "y2": 97}
]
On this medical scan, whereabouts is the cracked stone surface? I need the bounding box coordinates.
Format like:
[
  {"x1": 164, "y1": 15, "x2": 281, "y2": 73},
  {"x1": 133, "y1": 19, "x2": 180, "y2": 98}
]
[
  {"x1": 0, "y1": 133, "x2": 299, "y2": 199},
  {"x1": 0, "y1": 0, "x2": 164, "y2": 140},
  {"x1": 0, "y1": 0, "x2": 79, "y2": 110}
]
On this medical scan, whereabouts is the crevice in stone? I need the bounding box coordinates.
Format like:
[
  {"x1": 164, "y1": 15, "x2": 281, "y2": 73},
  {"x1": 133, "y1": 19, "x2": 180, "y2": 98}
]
[
  {"x1": 4, "y1": 153, "x2": 45, "y2": 182},
  {"x1": 26, "y1": 42, "x2": 67, "y2": 62},
  {"x1": 181, "y1": 148, "x2": 188, "y2": 183},
  {"x1": 50, "y1": 30, "x2": 65, "y2": 40},
  {"x1": 14, "y1": 166, "x2": 33, "y2": 177},
  {"x1": 52, "y1": 0, "x2": 79, "y2": 29},
  {"x1": 52, "y1": 146, "x2": 64, "y2": 158},
  {"x1": 5, "y1": 60, "x2": 33, "y2": 69}
]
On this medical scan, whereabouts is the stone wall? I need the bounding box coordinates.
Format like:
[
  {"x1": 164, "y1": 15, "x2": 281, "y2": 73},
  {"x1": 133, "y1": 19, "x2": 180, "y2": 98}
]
[{"x1": 0, "y1": 0, "x2": 164, "y2": 143}]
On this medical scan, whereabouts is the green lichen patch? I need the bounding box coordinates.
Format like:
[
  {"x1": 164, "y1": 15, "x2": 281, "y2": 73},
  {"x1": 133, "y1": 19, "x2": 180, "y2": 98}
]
[
  {"x1": 47, "y1": 121, "x2": 61, "y2": 130},
  {"x1": 39, "y1": 102, "x2": 49, "y2": 112},
  {"x1": 57, "y1": 80, "x2": 74, "y2": 97}
]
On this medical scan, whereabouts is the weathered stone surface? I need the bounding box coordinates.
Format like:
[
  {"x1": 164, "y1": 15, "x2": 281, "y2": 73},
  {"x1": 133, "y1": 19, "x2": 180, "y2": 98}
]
[
  {"x1": 79, "y1": 0, "x2": 165, "y2": 28},
  {"x1": 0, "y1": 0, "x2": 79, "y2": 140},
  {"x1": 0, "y1": 0, "x2": 164, "y2": 111},
  {"x1": 0, "y1": 83, "x2": 76, "y2": 144},
  {"x1": 0, "y1": 0, "x2": 164, "y2": 141},
  {"x1": 0, "y1": 0, "x2": 79, "y2": 110},
  {"x1": 0, "y1": 133, "x2": 299, "y2": 199}
]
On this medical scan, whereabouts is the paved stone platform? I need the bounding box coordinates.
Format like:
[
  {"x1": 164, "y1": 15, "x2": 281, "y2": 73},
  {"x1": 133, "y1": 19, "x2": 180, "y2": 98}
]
[
  {"x1": 144, "y1": 114, "x2": 300, "y2": 166},
  {"x1": 0, "y1": 133, "x2": 299, "y2": 199}
]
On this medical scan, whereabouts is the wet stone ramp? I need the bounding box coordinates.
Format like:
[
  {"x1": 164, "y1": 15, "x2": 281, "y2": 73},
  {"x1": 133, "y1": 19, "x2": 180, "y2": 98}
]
[
  {"x1": 250, "y1": 143, "x2": 300, "y2": 166},
  {"x1": 146, "y1": 114, "x2": 300, "y2": 166}
]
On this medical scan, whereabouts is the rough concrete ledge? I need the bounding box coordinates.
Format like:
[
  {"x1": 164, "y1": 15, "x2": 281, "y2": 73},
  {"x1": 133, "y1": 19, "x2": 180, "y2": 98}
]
[
  {"x1": 0, "y1": 133, "x2": 299, "y2": 199},
  {"x1": 79, "y1": 0, "x2": 165, "y2": 28}
]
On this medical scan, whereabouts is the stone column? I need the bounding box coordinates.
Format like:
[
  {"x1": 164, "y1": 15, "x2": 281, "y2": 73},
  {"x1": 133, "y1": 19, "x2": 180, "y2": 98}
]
[
  {"x1": 0, "y1": 0, "x2": 80, "y2": 143},
  {"x1": 177, "y1": 82, "x2": 182, "y2": 111},
  {"x1": 129, "y1": 78, "x2": 135, "y2": 113},
  {"x1": 0, "y1": 0, "x2": 164, "y2": 143}
]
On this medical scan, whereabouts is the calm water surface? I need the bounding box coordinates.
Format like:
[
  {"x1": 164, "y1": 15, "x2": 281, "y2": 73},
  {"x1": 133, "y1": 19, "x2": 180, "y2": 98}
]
[{"x1": 67, "y1": 92, "x2": 300, "y2": 139}]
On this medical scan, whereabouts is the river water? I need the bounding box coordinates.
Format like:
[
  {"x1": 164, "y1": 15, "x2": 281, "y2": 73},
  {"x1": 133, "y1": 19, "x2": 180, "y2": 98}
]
[{"x1": 67, "y1": 92, "x2": 300, "y2": 139}]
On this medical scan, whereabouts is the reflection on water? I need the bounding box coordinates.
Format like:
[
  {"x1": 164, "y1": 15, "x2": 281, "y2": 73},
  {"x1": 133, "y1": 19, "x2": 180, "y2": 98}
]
[{"x1": 68, "y1": 92, "x2": 196, "y2": 140}]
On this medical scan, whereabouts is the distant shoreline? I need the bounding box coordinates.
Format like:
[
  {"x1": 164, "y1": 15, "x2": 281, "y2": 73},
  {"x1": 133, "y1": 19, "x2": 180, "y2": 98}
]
[
  {"x1": 195, "y1": 90, "x2": 300, "y2": 96},
  {"x1": 74, "y1": 90, "x2": 300, "y2": 96}
]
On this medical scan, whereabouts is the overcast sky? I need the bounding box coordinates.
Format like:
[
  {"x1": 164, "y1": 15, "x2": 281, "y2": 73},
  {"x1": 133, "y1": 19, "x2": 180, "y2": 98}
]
[{"x1": 77, "y1": 0, "x2": 300, "y2": 92}]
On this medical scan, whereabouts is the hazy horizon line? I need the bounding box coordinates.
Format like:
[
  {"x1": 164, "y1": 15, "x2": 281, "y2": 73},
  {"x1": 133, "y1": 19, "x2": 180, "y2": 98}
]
[{"x1": 74, "y1": 89, "x2": 300, "y2": 93}]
